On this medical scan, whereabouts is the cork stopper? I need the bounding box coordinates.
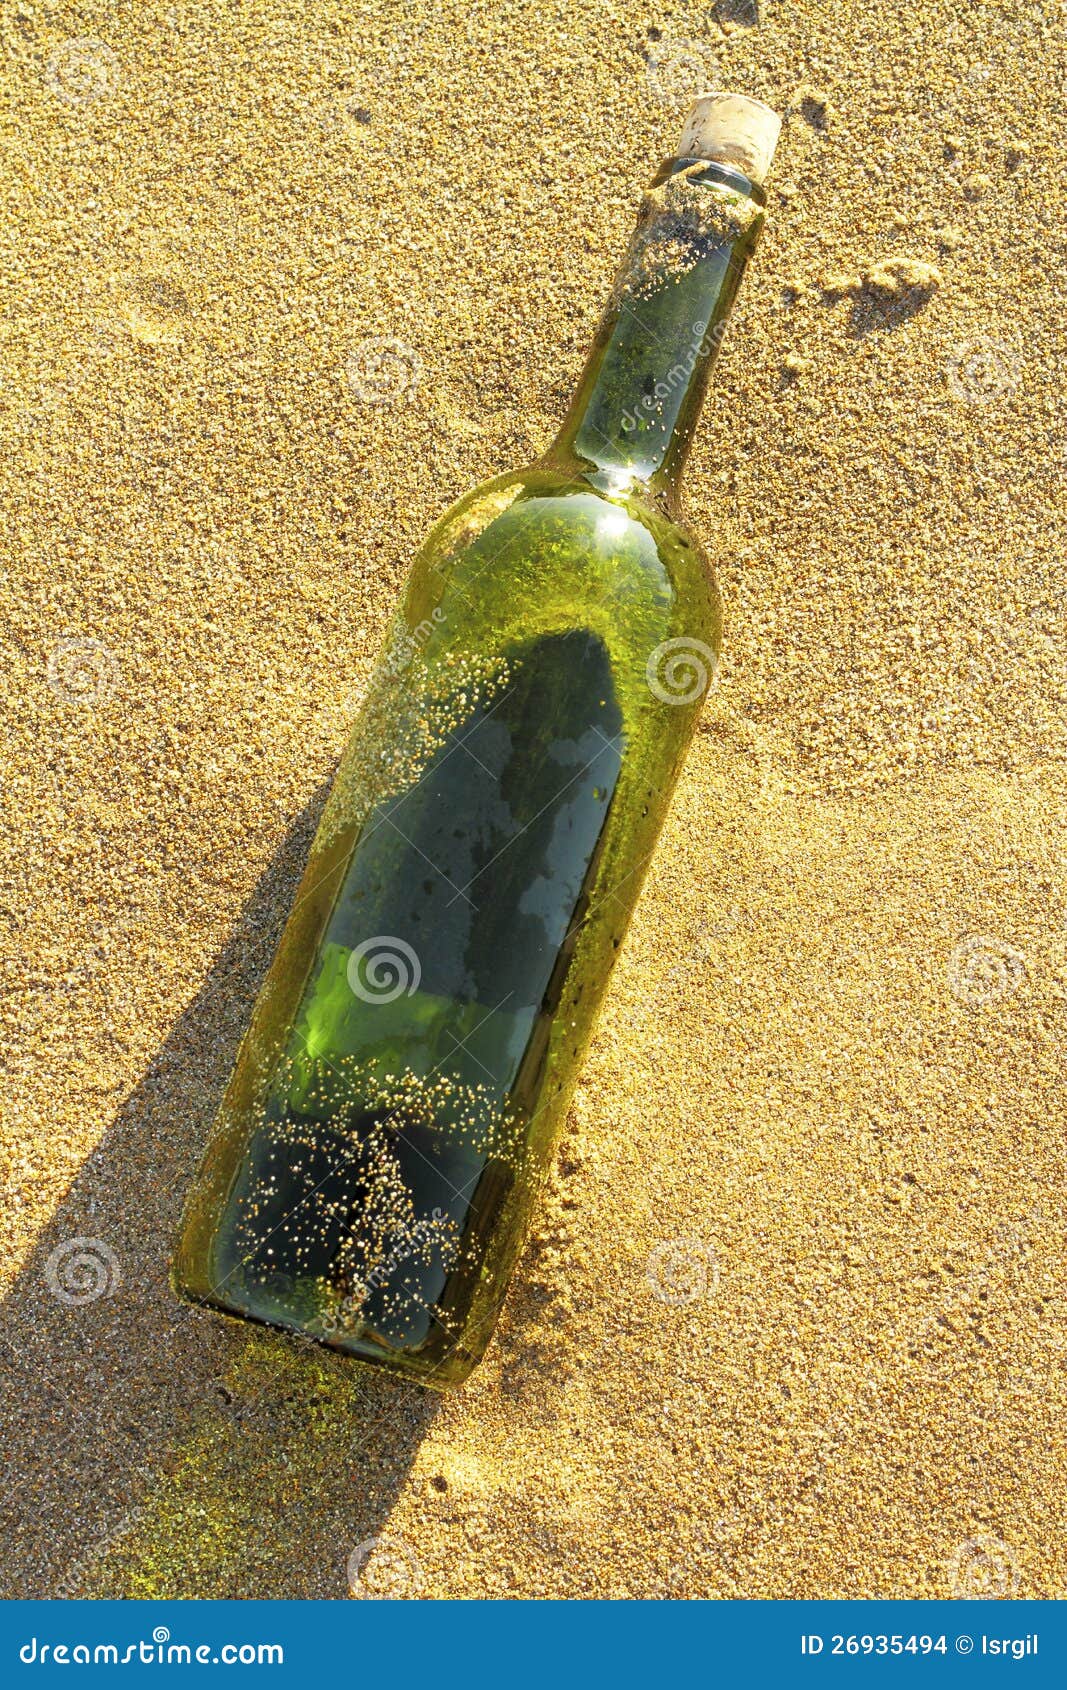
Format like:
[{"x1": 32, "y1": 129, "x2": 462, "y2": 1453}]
[{"x1": 677, "y1": 92, "x2": 781, "y2": 186}]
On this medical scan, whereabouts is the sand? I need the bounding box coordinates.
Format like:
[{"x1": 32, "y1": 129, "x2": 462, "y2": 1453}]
[{"x1": 1, "y1": 0, "x2": 1064, "y2": 1599}]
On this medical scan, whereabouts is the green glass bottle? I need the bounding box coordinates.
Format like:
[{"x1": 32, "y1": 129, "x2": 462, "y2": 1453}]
[{"x1": 174, "y1": 93, "x2": 780, "y2": 1387}]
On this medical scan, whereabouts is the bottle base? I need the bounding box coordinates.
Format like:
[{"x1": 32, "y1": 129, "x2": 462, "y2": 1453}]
[{"x1": 172, "y1": 1274, "x2": 481, "y2": 1392}]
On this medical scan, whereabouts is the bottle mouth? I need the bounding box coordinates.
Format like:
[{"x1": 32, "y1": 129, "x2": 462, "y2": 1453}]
[{"x1": 677, "y1": 92, "x2": 782, "y2": 186}]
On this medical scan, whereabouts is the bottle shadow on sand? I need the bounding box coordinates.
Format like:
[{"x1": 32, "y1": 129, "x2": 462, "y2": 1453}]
[{"x1": 0, "y1": 782, "x2": 440, "y2": 1599}]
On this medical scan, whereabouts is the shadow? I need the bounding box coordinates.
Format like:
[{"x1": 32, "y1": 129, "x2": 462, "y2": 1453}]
[
  {"x1": 797, "y1": 272, "x2": 940, "y2": 356},
  {"x1": 848, "y1": 275, "x2": 939, "y2": 338},
  {"x1": 713, "y1": 0, "x2": 760, "y2": 26},
  {"x1": 0, "y1": 781, "x2": 439, "y2": 1598},
  {"x1": 799, "y1": 93, "x2": 828, "y2": 131}
]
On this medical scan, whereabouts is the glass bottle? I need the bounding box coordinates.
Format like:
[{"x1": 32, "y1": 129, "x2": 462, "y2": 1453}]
[{"x1": 174, "y1": 93, "x2": 780, "y2": 1387}]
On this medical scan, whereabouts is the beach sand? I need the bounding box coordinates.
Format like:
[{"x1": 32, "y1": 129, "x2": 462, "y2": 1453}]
[{"x1": 1, "y1": 0, "x2": 1064, "y2": 1597}]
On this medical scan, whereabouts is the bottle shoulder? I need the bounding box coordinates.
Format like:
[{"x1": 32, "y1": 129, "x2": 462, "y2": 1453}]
[
  {"x1": 416, "y1": 464, "x2": 716, "y2": 626},
  {"x1": 438, "y1": 462, "x2": 696, "y2": 537}
]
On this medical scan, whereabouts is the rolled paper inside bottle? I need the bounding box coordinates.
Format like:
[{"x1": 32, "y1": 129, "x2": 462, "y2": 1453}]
[{"x1": 677, "y1": 91, "x2": 782, "y2": 185}]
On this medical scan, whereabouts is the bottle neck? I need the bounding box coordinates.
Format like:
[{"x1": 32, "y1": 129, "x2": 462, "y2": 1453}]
[{"x1": 545, "y1": 159, "x2": 766, "y2": 497}]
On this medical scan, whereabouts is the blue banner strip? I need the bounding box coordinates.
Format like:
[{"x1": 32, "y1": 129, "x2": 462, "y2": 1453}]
[{"x1": 1, "y1": 1600, "x2": 1063, "y2": 1685}]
